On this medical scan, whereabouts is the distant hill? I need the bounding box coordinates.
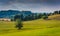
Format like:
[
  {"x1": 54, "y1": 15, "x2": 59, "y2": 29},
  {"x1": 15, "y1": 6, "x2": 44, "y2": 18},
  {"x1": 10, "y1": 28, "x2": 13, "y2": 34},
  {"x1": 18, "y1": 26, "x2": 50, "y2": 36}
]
[
  {"x1": 48, "y1": 14, "x2": 60, "y2": 20},
  {"x1": 0, "y1": 10, "x2": 32, "y2": 19}
]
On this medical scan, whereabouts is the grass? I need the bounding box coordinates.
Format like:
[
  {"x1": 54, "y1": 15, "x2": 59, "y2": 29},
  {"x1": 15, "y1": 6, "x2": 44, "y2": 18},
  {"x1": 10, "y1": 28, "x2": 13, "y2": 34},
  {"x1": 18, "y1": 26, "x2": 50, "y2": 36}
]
[
  {"x1": 0, "y1": 19, "x2": 60, "y2": 36},
  {"x1": 48, "y1": 14, "x2": 60, "y2": 20}
]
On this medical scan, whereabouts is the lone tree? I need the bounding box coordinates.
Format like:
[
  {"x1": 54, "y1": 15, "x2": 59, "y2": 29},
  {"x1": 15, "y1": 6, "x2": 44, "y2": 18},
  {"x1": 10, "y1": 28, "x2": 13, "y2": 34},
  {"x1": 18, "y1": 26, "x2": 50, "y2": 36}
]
[
  {"x1": 16, "y1": 19, "x2": 23, "y2": 30},
  {"x1": 14, "y1": 14, "x2": 23, "y2": 30}
]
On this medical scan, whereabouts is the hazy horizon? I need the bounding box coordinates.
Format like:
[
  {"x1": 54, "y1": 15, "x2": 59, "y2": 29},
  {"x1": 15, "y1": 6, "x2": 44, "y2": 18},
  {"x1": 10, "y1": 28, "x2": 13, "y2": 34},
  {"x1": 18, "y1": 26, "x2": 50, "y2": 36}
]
[{"x1": 0, "y1": 0, "x2": 60, "y2": 13}]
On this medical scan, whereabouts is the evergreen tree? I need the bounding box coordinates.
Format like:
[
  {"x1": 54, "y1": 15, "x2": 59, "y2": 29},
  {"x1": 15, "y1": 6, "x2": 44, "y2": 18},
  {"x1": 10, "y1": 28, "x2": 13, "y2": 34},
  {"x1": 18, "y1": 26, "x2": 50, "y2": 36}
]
[
  {"x1": 54, "y1": 11, "x2": 59, "y2": 14},
  {"x1": 59, "y1": 11, "x2": 60, "y2": 14},
  {"x1": 38, "y1": 13, "x2": 42, "y2": 19}
]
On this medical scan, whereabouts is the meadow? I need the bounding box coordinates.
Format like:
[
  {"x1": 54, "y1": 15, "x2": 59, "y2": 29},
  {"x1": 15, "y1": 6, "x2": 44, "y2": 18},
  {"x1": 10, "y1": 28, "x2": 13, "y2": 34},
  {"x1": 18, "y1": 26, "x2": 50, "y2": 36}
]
[{"x1": 0, "y1": 19, "x2": 60, "y2": 36}]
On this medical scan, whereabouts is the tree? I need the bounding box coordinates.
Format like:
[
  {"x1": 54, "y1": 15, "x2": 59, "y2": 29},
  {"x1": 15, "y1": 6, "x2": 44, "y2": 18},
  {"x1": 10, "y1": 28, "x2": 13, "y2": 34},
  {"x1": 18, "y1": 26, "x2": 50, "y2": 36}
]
[
  {"x1": 34, "y1": 13, "x2": 38, "y2": 19},
  {"x1": 27, "y1": 15, "x2": 32, "y2": 20},
  {"x1": 15, "y1": 19, "x2": 23, "y2": 30},
  {"x1": 14, "y1": 14, "x2": 23, "y2": 30},
  {"x1": 31, "y1": 14, "x2": 35, "y2": 20},
  {"x1": 54, "y1": 11, "x2": 59, "y2": 14},
  {"x1": 38, "y1": 13, "x2": 42, "y2": 19},
  {"x1": 59, "y1": 11, "x2": 60, "y2": 14},
  {"x1": 43, "y1": 13, "x2": 47, "y2": 16},
  {"x1": 47, "y1": 13, "x2": 52, "y2": 16}
]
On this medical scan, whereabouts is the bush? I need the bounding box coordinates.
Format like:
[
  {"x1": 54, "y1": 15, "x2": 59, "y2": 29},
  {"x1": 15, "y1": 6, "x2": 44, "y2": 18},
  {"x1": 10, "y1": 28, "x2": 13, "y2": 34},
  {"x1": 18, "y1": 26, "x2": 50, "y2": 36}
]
[{"x1": 43, "y1": 16, "x2": 48, "y2": 20}]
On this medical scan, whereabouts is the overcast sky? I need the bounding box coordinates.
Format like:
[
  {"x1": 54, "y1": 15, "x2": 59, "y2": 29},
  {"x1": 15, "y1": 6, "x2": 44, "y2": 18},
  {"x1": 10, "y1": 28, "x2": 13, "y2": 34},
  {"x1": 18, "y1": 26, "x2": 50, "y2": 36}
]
[{"x1": 0, "y1": 0, "x2": 60, "y2": 13}]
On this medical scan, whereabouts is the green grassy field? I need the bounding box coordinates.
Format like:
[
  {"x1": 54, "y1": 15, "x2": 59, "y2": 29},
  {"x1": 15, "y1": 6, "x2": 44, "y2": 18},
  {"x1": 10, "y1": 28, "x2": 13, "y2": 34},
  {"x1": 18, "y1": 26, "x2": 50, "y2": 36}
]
[{"x1": 0, "y1": 19, "x2": 60, "y2": 36}]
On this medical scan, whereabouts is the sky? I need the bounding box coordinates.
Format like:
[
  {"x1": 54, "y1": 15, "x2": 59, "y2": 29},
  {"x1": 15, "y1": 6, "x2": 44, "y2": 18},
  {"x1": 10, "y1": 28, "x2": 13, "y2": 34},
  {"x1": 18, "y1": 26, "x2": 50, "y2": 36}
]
[{"x1": 0, "y1": 0, "x2": 60, "y2": 13}]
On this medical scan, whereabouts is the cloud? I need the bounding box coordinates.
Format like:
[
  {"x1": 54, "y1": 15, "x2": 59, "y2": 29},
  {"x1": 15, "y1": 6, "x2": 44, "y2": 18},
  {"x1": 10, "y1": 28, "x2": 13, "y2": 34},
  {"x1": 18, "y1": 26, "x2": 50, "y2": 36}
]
[
  {"x1": 0, "y1": 0, "x2": 40, "y2": 4},
  {"x1": 0, "y1": 0, "x2": 60, "y2": 13},
  {"x1": 0, "y1": 0, "x2": 60, "y2": 5}
]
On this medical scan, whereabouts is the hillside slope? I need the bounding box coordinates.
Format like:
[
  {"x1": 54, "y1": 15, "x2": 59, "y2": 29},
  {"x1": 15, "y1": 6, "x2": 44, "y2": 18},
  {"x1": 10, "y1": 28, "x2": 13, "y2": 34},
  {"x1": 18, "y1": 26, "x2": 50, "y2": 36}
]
[{"x1": 48, "y1": 14, "x2": 60, "y2": 20}]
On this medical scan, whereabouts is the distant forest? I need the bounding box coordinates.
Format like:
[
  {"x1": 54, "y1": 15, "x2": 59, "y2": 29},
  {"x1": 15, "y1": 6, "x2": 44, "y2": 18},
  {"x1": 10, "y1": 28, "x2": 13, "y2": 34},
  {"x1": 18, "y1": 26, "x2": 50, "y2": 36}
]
[{"x1": 0, "y1": 10, "x2": 60, "y2": 21}]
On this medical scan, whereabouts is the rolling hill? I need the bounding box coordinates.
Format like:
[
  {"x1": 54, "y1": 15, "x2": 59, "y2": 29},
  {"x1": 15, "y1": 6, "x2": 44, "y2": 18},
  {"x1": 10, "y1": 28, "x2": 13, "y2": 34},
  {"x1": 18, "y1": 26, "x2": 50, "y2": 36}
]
[
  {"x1": 48, "y1": 14, "x2": 60, "y2": 20},
  {"x1": 0, "y1": 19, "x2": 60, "y2": 36}
]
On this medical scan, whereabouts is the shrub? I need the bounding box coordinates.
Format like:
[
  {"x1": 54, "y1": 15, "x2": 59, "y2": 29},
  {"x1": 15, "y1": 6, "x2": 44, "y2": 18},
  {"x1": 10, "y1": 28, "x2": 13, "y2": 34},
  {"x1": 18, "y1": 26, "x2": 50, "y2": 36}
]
[{"x1": 43, "y1": 16, "x2": 48, "y2": 20}]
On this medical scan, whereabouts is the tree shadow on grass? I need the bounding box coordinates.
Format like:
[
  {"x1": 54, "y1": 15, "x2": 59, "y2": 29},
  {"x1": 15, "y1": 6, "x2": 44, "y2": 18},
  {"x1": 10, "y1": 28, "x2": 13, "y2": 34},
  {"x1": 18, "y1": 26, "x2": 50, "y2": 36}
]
[{"x1": 21, "y1": 28, "x2": 43, "y2": 31}]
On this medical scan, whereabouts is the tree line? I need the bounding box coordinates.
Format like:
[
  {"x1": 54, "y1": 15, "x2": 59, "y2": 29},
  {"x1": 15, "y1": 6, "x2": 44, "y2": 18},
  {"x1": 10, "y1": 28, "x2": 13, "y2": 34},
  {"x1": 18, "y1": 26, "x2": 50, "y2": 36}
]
[{"x1": 13, "y1": 13, "x2": 50, "y2": 21}]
